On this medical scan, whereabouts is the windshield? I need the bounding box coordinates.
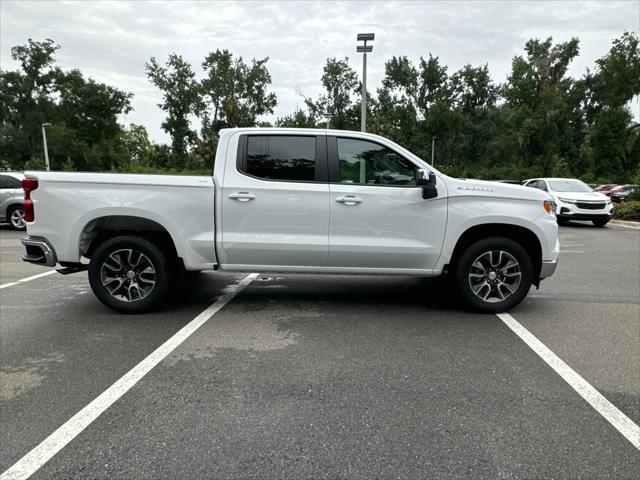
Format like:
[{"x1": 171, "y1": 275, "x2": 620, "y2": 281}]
[{"x1": 547, "y1": 179, "x2": 593, "y2": 193}]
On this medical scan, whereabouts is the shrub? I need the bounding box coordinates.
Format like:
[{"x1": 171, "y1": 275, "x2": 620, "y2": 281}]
[
  {"x1": 627, "y1": 188, "x2": 640, "y2": 201},
  {"x1": 614, "y1": 200, "x2": 640, "y2": 221}
]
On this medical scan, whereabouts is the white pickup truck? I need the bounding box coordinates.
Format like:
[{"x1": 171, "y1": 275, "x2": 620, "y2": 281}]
[{"x1": 21, "y1": 128, "x2": 559, "y2": 313}]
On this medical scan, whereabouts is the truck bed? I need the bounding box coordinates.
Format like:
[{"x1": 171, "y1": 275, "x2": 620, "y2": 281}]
[{"x1": 24, "y1": 171, "x2": 217, "y2": 270}]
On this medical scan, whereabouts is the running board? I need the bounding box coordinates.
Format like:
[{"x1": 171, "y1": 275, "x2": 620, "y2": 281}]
[{"x1": 57, "y1": 264, "x2": 88, "y2": 275}]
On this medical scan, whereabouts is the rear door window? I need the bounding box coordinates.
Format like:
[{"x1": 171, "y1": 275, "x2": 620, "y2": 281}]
[{"x1": 241, "y1": 135, "x2": 318, "y2": 182}]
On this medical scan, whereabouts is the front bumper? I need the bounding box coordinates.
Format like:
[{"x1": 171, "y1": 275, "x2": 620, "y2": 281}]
[
  {"x1": 555, "y1": 201, "x2": 613, "y2": 221},
  {"x1": 539, "y1": 259, "x2": 558, "y2": 279},
  {"x1": 557, "y1": 212, "x2": 613, "y2": 221},
  {"x1": 21, "y1": 236, "x2": 57, "y2": 267}
]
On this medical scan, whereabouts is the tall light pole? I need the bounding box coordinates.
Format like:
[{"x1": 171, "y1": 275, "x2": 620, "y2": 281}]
[
  {"x1": 357, "y1": 33, "x2": 374, "y2": 132},
  {"x1": 431, "y1": 136, "x2": 436, "y2": 167},
  {"x1": 41, "y1": 123, "x2": 51, "y2": 171}
]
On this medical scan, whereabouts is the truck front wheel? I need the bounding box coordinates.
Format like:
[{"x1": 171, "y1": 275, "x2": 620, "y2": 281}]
[
  {"x1": 88, "y1": 236, "x2": 171, "y2": 313},
  {"x1": 453, "y1": 237, "x2": 533, "y2": 313}
]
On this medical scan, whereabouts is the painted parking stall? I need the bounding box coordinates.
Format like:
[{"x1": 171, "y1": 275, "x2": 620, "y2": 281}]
[{"x1": 1, "y1": 225, "x2": 639, "y2": 478}]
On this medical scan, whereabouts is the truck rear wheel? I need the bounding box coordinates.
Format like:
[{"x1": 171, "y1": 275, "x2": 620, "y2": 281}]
[
  {"x1": 88, "y1": 236, "x2": 171, "y2": 313},
  {"x1": 453, "y1": 237, "x2": 533, "y2": 313}
]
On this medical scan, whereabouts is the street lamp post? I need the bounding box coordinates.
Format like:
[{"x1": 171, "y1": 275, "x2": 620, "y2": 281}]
[
  {"x1": 431, "y1": 136, "x2": 436, "y2": 167},
  {"x1": 357, "y1": 33, "x2": 374, "y2": 132},
  {"x1": 41, "y1": 123, "x2": 51, "y2": 171}
]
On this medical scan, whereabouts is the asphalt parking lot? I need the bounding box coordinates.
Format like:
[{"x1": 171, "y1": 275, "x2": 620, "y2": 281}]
[{"x1": 1, "y1": 223, "x2": 638, "y2": 479}]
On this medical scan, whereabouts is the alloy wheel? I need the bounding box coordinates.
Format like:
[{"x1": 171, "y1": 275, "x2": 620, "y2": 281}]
[
  {"x1": 100, "y1": 249, "x2": 156, "y2": 302},
  {"x1": 10, "y1": 208, "x2": 25, "y2": 229},
  {"x1": 468, "y1": 250, "x2": 522, "y2": 303}
]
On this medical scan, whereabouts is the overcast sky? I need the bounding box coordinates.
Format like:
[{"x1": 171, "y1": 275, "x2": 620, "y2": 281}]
[{"x1": 2, "y1": 0, "x2": 639, "y2": 143}]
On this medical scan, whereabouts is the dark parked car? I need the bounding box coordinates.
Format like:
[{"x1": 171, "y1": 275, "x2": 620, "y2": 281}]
[
  {"x1": 597, "y1": 185, "x2": 624, "y2": 197},
  {"x1": 611, "y1": 185, "x2": 639, "y2": 203}
]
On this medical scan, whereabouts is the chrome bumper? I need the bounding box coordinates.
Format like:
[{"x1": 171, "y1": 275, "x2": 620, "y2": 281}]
[
  {"x1": 539, "y1": 259, "x2": 558, "y2": 279},
  {"x1": 21, "y1": 236, "x2": 57, "y2": 267}
]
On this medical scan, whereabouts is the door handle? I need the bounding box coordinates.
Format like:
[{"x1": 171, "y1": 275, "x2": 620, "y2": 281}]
[
  {"x1": 336, "y1": 195, "x2": 362, "y2": 205},
  {"x1": 228, "y1": 192, "x2": 256, "y2": 202}
]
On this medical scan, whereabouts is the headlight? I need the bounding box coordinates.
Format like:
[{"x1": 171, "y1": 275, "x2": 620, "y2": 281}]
[
  {"x1": 606, "y1": 199, "x2": 612, "y2": 205},
  {"x1": 558, "y1": 197, "x2": 577, "y2": 204},
  {"x1": 543, "y1": 200, "x2": 556, "y2": 215}
]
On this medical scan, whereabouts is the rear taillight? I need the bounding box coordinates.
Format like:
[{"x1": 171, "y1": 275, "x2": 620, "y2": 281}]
[{"x1": 22, "y1": 178, "x2": 38, "y2": 223}]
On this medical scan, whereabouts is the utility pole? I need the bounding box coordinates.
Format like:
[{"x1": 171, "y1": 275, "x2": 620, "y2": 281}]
[
  {"x1": 431, "y1": 136, "x2": 436, "y2": 167},
  {"x1": 42, "y1": 123, "x2": 51, "y2": 171},
  {"x1": 357, "y1": 33, "x2": 374, "y2": 132}
]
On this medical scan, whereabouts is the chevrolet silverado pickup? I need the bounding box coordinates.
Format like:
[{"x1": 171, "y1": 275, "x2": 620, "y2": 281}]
[{"x1": 21, "y1": 128, "x2": 559, "y2": 313}]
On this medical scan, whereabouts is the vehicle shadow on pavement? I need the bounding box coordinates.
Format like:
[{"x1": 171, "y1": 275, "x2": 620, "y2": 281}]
[
  {"x1": 559, "y1": 221, "x2": 608, "y2": 229},
  {"x1": 226, "y1": 274, "x2": 463, "y2": 313},
  {"x1": 0, "y1": 224, "x2": 21, "y2": 231}
]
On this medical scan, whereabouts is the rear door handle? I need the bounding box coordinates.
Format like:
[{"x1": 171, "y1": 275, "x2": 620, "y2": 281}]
[
  {"x1": 336, "y1": 195, "x2": 362, "y2": 205},
  {"x1": 228, "y1": 192, "x2": 256, "y2": 202}
]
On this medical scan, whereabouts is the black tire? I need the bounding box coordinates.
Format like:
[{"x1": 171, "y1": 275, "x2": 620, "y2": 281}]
[
  {"x1": 556, "y1": 217, "x2": 569, "y2": 226},
  {"x1": 592, "y1": 218, "x2": 609, "y2": 227},
  {"x1": 88, "y1": 236, "x2": 172, "y2": 313},
  {"x1": 8, "y1": 205, "x2": 26, "y2": 230},
  {"x1": 453, "y1": 237, "x2": 533, "y2": 313}
]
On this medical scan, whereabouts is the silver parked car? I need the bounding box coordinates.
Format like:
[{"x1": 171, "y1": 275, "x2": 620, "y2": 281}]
[{"x1": 0, "y1": 172, "x2": 25, "y2": 230}]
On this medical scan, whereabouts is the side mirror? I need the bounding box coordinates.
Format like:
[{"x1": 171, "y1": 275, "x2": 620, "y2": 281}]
[{"x1": 417, "y1": 169, "x2": 438, "y2": 199}]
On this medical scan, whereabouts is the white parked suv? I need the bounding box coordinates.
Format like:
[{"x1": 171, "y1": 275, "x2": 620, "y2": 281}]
[
  {"x1": 523, "y1": 178, "x2": 613, "y2": 227},
  {"x1": 0, "y1": 172, "x2": 26, "y2": 230},
  {"x1": 20, "y1": 128, "x2": 559, "y2": 313}
]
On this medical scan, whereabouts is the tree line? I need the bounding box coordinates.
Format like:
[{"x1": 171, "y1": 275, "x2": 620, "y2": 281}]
[{"x1": 1, "y1": 33, "x2": 639, "y2": 182}]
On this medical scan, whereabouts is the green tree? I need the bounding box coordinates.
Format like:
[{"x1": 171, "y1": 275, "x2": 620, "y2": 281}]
[
  {"x1": 1, "y1": 38, "x2": 132, "y2": 171},
  {"x1": 275, "y1": 109, "x2": 317, "y2": 128},
  {"x1": 0, "y1": 38, "x2": 59, "y2": 168},
  {"x1": 450, "y1": 64, "x2": 496, "y2": 111},
  {"x1": 55, "y1": 69, "x2": 132, "y2": 170},
  {"x1": 383, "y1": 54, "x2": 452, "y2": 116},
  {"x1": 200, "y1": 49, "x2": 277, "y2": 136},
  {"x1": 305, "y1": 57, "x2": 360, "y2": 130},
  {"x1": 447, "y1": 64, "x2": 499, "y2": 172},
  {"x1": 589, "y1": 107, "x2": 633, "y2": 180},
  {"x1": 377, "y1": 54, "x2": 453, "y2": 164},
  {"x1": 146, "y1": 54, "x2": 202, "y2": 166},
  {"x1": 121, "y1": 124, "x2": 153, "y2": 166},
  {"x1": 587, "y1": 31, "x2": 640, "y2": 113},
  {"x1": 582, "y1": 32, "x2": 640, "y2": 179},
  {"x1": 501, "y1": 37, "x2": 581, "y2": 175}
]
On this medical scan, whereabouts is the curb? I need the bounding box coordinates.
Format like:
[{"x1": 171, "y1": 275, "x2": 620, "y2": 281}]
[{"x1": 610, "y1": 219, "x2": 640, "y2": 230}]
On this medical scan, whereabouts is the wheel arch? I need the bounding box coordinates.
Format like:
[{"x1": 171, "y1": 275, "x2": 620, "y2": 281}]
[
  {"x1": 79, "y1": 215, "x2": 179, "y2": 262},
  {"x1": 447, "y1": 223, "x2": 543, "y2": 286},
  {"x1": 6, "y1": 202, "x2": 24, "y2": 215}
]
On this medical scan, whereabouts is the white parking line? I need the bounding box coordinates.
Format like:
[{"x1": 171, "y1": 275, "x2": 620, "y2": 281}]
[
  {"x1": 0, "y1": 273, "x2": 258, "y2": 480},
  {"x1": 0, "y1": 270, "x2": 56, "y2": 290},
  {"x1": 497, "y1": 312, "x2": 640, "y2": 451}
]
